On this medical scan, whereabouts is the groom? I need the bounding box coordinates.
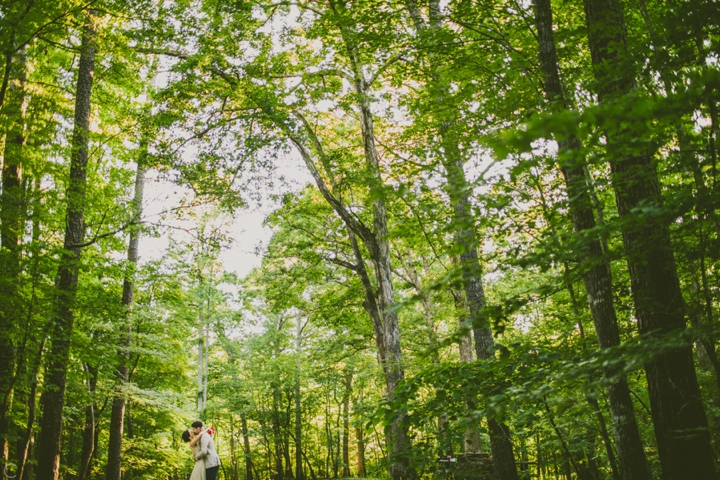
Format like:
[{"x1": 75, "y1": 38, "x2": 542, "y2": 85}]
[{"x1": 192, "y1": 421, "x2": 221, "y2": 480}]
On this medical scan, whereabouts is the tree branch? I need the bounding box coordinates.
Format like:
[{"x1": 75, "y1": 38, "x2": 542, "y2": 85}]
[
  {"x1": 325, "y1": 255, "x2": 359, "y2": 272},
  {"x1": 68, "y1": 220, "x2": 142, "y2": 249},
  {"x1": 285, "y1": 113, "x2": 376, "y2": 248},
  {"x1": 368, "y1": 50, "x2": 408, "y2": 88}
]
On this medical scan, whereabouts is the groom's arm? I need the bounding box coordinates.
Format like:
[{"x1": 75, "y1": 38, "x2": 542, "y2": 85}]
[{"x1": 194, "y1": 433, "x2": 209, "y2": 460}]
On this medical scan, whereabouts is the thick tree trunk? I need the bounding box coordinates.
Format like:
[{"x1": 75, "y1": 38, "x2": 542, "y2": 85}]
[
  {"x1": 636, "y1": 0, "x2": 720, "y2": 397},
  {"x1": 582, "y1": 1, "x2": 717, "y2": 478},
  {"x1": 35, "y1": 12, "x2": 97, "y2": 480},
  {"x1": 531, "y1": 1, "x2": 651, "y2": 479},
  {"x1": 0, "y1": 45, "x2": 27, "y2": 459},
  {"x1": 106, "y1": 154, "x2": 146, "y2": 480},
  {"x1": 332, "y1": 12, "x2": 416, "y2": 471}
]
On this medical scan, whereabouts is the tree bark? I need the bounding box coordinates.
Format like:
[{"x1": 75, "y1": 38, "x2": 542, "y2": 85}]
[
  {"x1": 272, "y1": 383, "x2": 284, "y2": 480},
  {"x1": 444, "y1": 130, "x2": 519, "y2": 480},
  {"x1": 347, "y1": 228, "x2": 388, "y2": 369},
  {"x1": 329, "y1": 9, "x2": 415, "y2": 475},
  {"x1": 287, "y1": 73, "x2": 413, "y2": 480},
  {"x1": 15, "y1": 337, "x2": 44, "y2": 480},
  {"x1": 78, "y1": 363, "x2": 98, "y2": 480},
  {"x1": 106, "y1": 159, "x2": 146, "y2": 480},
  {"x1": 531, "y1": 1, "x2": 651, "y2": 478},
  {"x1": 0, "y1": 44, "x2": 27, "y2": 460},
  {"x1": 342, "y1": 370, "x2": 352, "y2": 478},
  {"x1": 356, "y1": 425, "x2": 366, "y2": 477},
  {"x1": 356, "y1": 97, "x2": 414, "y2": 480},
  {"x1": 35, "y1": 12, "x2": 97, "y2": 480},
  {"x1": 295, "y1": 319, "x2": 304, "y2": 480},
  {"x1": 582, "y1": 0, "x2": 717, "y2": 478},
  {"x1": 402, "y1": 5, "x2": 519, "y2": 477},
  {"x1": 240, "y1": 410, "x2": 253, "y2": 480},
  {"x1": 452, "y1": 286, "x2": 482, "y2": 454},
  {"x1": 636, "y1": 0, "x2": 720, "y2": 397}
]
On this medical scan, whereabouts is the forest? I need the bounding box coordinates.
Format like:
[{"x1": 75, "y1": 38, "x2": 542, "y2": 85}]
[{"x1": 0, "y1": 0, "x2": 719, "y2": 479}]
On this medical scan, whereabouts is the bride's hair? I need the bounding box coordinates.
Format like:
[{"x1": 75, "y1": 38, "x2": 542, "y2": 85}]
[{"x1": 182, "y1": 429, "x2": 191, "y2": 442}]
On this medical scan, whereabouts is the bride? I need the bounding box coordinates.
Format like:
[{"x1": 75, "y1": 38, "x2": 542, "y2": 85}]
[{"x1": 182, "y1": 429, "x2": 209, "y2": 480}]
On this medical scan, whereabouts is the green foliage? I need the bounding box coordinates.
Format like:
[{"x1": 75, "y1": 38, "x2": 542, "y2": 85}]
[{"x1": 2, "y1": 0, "x2": 719, "y2": 477}]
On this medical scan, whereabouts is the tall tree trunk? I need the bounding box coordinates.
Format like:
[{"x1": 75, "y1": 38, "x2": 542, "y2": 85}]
[
  {"x1": 636, "y1": 0, "x2": 720, "y2": 396},
  {"x1": 35, "y1": 12, "x2": 97, "y2": 480},
  {"x1": 106, "y1": 149, "x2": 146, "y2": 480},
  {"x1": 16, "y1": 185, "x2": 44, "y2": 480},
  {"x1": 346, "y1": 228, "x2": 388, "y2": 368},
  {"x1": 272, "y1": 384, "x2": 284, "y2": 480},
  {"x1": 531, "y1": 1, "x2": 652, "y2": 478},
  {"x1": 342, "y1": 370, "x2": 352, "y2": 478},
  {"x1": 444, "y1": 133, "x2": 519, "y2": 480},
  {"x1": 295, "y1": 320, "x2": 304, "y2": 480},
  {"x1": 402, "y1": 5, "x2": 519, "y2": 477},
  {"x1": 241, "y1": 411, "x2": 253, "y2": 480},
  {"x1": 288, "y1": 94, "x2": 412, "y2": 479},
  {"x1": 15, "y1": 337, "x2": 44, "y2": 480},
  {"x1": 0, "y1": 44, "x2": 27, "y2": 460},
  {"x1": 452, "y1": 287, "x2": 482, "y2": 454},
  {"x1": 356, "y1": 102, "x2": 413, "y2": 480},
  {"x1": 78, "y1": 363, "x2": 98, "y2": 480},
  {"x1": 582, "y1": 1, "x2": 717, "y2": 478},
  {"x1": 329, "y1": 9, "x2": 414, "y2": 475},
  {"x1": 356, "y1": 425, "x2": 366, "y2": 478}
]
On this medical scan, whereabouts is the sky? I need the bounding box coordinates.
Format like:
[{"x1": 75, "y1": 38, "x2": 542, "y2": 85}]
[
  {"x1": 136, "y1": 49, "x2": 318, "y2": 279},
  {"x1": 139, "y1": 148, "x2": 313, "y2": 278}
]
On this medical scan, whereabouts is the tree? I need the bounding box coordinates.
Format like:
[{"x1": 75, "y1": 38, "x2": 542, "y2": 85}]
[
  {"x1": 36, "y1": 11, "x2": 98, "y2": 478},
  {"x1": 106, "y1": 139, "x2": 148, "y2": 480},
  {"x1": 583, "y1": 0, "x2": 717, "y2": 477},
  {"x1": 530, "y1": 0, "x2": 650, "y2": 478}
]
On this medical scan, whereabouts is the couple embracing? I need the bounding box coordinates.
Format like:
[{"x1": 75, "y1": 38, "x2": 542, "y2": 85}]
[{"x1": 182, "y1": 421, "x2": 221, "y2": 480}]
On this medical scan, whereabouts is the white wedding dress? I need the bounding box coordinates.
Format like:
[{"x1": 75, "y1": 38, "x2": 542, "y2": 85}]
[{"x1": 190, "y1": 444, "x2": 206, "y2": 480}]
